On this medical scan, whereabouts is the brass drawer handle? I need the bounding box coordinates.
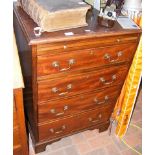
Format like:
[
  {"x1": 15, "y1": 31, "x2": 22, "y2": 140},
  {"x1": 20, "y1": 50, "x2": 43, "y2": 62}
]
[
  {"x1": 51, "y1": 84, "x2": 72, "y2": 96},
  {"x1": 50, "y1": 125, "x2": 66, "y2": 134},
  {"x1": 94, "y1": 96, "x2": 109, "y2": 105},
  {"x1": 52, "y1": 59, "x2": 75, "y2": 72},
  {"x1": 100, "y1": 75, "x2": 116, "y2": 85},
  {"x1": 58, "y1": 92, "x2": 69, "y2": 96},
  {"x1": 88, "y1": 114, "x2": 102, "y2": 123},
  {"x1": 50, "y1": 105, "x2": 69, "y2": 116},
  {"x1": 104, "y1": 51, "x2": 123, "y2": 62}
]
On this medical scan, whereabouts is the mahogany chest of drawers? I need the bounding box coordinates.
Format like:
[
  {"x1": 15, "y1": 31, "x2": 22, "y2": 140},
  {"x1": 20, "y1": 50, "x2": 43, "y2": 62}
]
[{"x1": 13, "y1": 3, "x2": 141, "y2": 153}]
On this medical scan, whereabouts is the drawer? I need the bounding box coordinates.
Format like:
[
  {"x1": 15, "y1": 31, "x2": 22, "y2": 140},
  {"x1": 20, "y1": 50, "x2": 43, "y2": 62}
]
[
  {"x1": 37, "y1": 43, "x2": 137, "y2": 78},
  {"x1": 37, "y1": 65, "x2": 128, "y2": 103},
  {"x1": 37, "y1": 34, "x2": 139, "y2": 56},
  {"x1": 38, "y1": 85, "x2": 121, "y2": 123},
  {"x1": 38, "y1": 105, "x2": 113, "y2": 141}
]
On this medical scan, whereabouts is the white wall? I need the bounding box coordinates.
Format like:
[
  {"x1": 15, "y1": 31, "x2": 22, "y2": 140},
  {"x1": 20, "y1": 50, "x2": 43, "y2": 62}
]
[{"x1": 93, "y1": 0, "x2": 100, "y2": 10}]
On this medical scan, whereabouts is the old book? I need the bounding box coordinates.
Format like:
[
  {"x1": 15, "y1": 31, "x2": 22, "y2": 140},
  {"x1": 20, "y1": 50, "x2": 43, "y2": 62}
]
[{"x1": 19, "y1": 0, "x2": 91, "y2": 32}]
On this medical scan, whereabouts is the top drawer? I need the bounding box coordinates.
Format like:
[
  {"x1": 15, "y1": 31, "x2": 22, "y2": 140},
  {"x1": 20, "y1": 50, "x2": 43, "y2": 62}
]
[
  {"x1": 36, "y1": 34, "x2": 139, "y2": 55},
  {"x1": 37, "y1": 43, "x2": 137, "y2": 78}
]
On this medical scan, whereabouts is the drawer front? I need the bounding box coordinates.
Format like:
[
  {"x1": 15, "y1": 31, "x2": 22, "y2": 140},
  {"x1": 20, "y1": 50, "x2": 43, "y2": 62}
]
[
  {"x1": 38, "y1": 65, "x2": 128, "y2": 103},
  {"x1": 38, "y1": 105, "x2": 113, "y2": 141},
  {"x1": 37, "y1": 34, "x2": 139, "y2": 56},
  {"x1": 37, "y1": 43, "x2": 136, "y2": 77},
  {"x1": 38, "y1": 85, "x2": 121, "y2": 123}
]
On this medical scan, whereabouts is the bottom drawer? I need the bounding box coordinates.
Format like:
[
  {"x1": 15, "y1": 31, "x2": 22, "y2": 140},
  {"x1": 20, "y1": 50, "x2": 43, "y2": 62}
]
[{"x1": 38, "y1": 105, "x2": 114, "y2": 141}]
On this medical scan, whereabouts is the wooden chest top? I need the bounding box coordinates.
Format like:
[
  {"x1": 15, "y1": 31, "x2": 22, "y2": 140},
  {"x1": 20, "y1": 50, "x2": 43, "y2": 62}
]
[{"x1": 13, "y1": 3, "x2": 141, "y2": 45}]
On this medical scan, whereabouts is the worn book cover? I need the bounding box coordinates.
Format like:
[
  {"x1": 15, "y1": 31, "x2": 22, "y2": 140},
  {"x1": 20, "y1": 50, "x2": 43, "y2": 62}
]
[{"x1": 19, "y1": 0, "x2": 91, "y2": 32}]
